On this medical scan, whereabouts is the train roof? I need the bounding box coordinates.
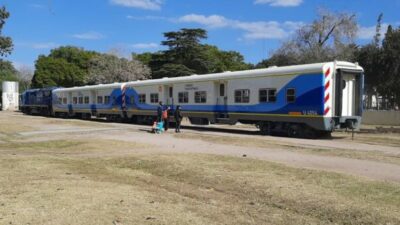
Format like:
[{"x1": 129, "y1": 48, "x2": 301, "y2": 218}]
[
  {"x1": 124, "y1": 61, "x2": 363, "y2": 87},
  {"x1": 53, "y1": 82, "x2": 123, "y2": 93},
  {"x1": 53, "y1": 61, "x2": 363, "y2": 92}
]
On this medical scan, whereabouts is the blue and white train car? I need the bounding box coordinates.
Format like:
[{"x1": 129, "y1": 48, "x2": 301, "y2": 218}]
[
  {"x1": 52, "y1": 83, "x2": 124, "y2": 120},
  {"x1": 122, "y1": 61, "x2": 363, "y2": 137},
  {"x1": 49, "y1": 61, "x2": 363, "y2": 137}
]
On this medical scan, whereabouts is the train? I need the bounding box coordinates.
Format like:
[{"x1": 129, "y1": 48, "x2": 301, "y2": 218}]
[{"x1": 20, "y1": 61, "x2": 364, "y2": 138}]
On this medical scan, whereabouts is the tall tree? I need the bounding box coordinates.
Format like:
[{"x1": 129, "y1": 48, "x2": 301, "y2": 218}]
[
  {"x1": 31, "y1": 46, "x2": 99, "y2": 88},
  {"x1": 381, "y1": 25, "x2": 400, "y2": 107},
  {"x1": 86, "y1": 54, "x2": 151, "y2": 84},
  {"x1": 0, "y1": 6, "x2": 13, "y2": 57},
  {"x1": 260, "y1": 9, "x2": 358, "y2": 67}
]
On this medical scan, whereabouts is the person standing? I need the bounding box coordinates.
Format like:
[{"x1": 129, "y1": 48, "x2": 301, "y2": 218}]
[
  {"x1": 163, "y1": 106, "x2": 170, "y2": 131},
  {"x1": 157, "y1": 101, "x2": 163, "y2": 122},
  {"x1": 174, "y1": 106, "x2": 183, "y2": 133}
]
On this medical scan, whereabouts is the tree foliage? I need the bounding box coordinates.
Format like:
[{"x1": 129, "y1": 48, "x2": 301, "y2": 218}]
[
  {"x1": 86, "y1": 54, "x2": 151, "y2": 84},
  {"x1": 355, "y1": 14, "x2": 400, "y2": 108},
  {"x1": 31, "y1": 46, "x2": 99, "y2": 88},
  {"x1": 136, "y1": 28, "x2": 251, "y2": 78},
  {"x1": 0, "y1": 6, "x2": 13, "y2": 57},
  {"x1": 259, "y1": 9, "x2": 358, "y2": 67}
]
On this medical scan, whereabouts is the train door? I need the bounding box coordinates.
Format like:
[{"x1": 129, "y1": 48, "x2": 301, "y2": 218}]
[
  {"x1": 335, "y1": 70, "x2": 362, "y2": 117},
  {"x1": 216, "y1": 81, "x2": 228, "y2": 119},
  {"x1": 164, "y1": 85, "x2": 174, "y2": 106},
  {"x1": 341, "y1": 74, "x2": 356, "y2": 116},
  {"x1": 218, "y1": 82, "x2": 227, "y2": 106}
]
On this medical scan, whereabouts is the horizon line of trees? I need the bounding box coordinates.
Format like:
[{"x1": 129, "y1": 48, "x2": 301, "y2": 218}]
[{"x1": 1, "y1": 5, "x2": 399, "y2": 109}]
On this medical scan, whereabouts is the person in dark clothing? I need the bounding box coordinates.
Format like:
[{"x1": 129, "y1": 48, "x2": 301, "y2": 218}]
[
  {"x1": 157, "y1": 101, "x2": 163, "y2": 122},
  {"x1": 174, "y1": 105, "x2": 183, "y2": 133}
]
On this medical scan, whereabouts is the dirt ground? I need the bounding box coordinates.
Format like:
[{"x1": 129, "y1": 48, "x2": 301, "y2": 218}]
[{"x1": 1, "y1": 111, "x2": 400, "y2": 225}]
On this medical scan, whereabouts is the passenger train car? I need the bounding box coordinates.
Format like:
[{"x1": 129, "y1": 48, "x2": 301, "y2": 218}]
[{"x1": 21, "y1": 61, "x2": 364, "y2": 138}]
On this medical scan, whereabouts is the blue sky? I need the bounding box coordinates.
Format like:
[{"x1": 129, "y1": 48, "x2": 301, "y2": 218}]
[{"x1": 1, "y1": 0, "x2": 399, "y2": 70}]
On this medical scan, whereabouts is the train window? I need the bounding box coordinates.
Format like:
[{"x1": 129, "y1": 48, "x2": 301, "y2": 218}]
[
  {"x1": 194, "y1": 91, "x2": 207, "y2": 103},
  {"x1": 259, "y1": 88, "x2": 276, "y2": 103},
  {"x1": 139, "y1": 94, "x2": 146, "y2": 103},
  {"x1": 73, "y1": 97, "x2": 78, "y2": 104},
  {"x1": 178, "y1": 92, "x2": 189, "y2": 103},
  {"x1": 104, "y1": 96, "x2": 110, "y2": 104},
  {"x1": 235, "y1": 89, "x2": 250, "y2": 103},
  {"x1": 150, "y1": 93, "x2": 159, "y2": 103},
  {"x1": 219, "y1": 84, "x2": 225, "y2": 97},
  {"x1": 97, "y1": 96, "x2": 103, "y2": 104},
  {"x1": 169, "y1": 87, "x2": 173, "y2": 98},
  {"x1": 286, "y1": 88, "x2": 296, "y2": 103},
  {"x1": 78, "y1": 97, "x2": 83, "y2": 104},
  {"x1": 84, "y1": 96, "x2": 89, "y2": 104},
  {"x1": 130, "y1": 96, "x2": 135, "y2": 104},
  {"x1": 62, "y1": 98, "x2": 67, "y2": 104},
  {"x1": 58, "y1": 98, "x2": 62, "y2": 104}
]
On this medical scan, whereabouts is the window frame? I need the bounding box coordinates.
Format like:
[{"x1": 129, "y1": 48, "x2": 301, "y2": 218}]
[
  {"x1": 97, "y1": 96, "x2": 103, "y2": 104},
  {"x1": 194, "y1": 91, "x2": 207, "y2": 103},
  {"x1": 138, "y1": 94, "x2": 146, "y2": 104},
  {"x1": 259, "y1": 88, "x2": 277, "y2": 103},
  {"x1": 178, "y1": 92, "x2": 189, "y2": 103},
  {"x1": 234, "y1": 89, "x2": 250, "y2": 103},
  {"x1": 150, "y1": 93, "x2": 159, "y2": 103},
  {"x1": 286, "y1": 88, "x2": 296, "y2": 103},
  {"x1": 104, "y1": 96, "x2": 110, "y2": 104}
]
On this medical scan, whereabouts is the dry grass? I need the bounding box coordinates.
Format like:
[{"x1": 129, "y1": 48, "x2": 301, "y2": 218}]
[
  {"x1": 334, "y1": 132, "x2": 400, "y2": 147},
  {"x1": 1, "y1": 147, "x2": 400, "y2": 225},
  {"x1": 175, "y1": 133, "x2": 400, "y2": 166},
  {"x1": 1, "y1": 112, "x2": 400, "y2": 224}
]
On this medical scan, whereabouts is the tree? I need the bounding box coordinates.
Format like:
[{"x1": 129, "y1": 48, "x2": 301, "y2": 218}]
[
  {"x1": 202, "y1": 45, "x2": 252, "y2": 72},
  {"x1": 86, "y1": 54, "x2": 151, "y2": 84},
  {"x1": 31, "y1": 46, "x2": 99, "y2": 88},
  {"x1": 16, "y1": 65, "x2": 34, "y2": 92},
  {"x1": 355, "y1": 14, "x2": 385, "y2": 108},
  {"x1": 381, "y1": 25, "x2": 400, "y2": 108},
  {"x1": 143, "y1": 28, "x2": 251, "y2": 78},
  {"x1": 262, "y1": 9, "x2": 358, "y2": 66},
  {"x1": 0, "y1": 6, "x2": 13, "y2": 57}
]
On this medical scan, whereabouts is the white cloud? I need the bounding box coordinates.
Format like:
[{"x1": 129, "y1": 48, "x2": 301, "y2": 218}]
[
  {"x1": 254, "y1": 0, "x2": 303, "y2": 7},
  {"x1": 131, "y1": 43, "x2": 159, "y2": 49},
  {"x1": 178, "y1": 14, "x2": 303, "y2": 40},
  {"x1": 178, "y1": 14, "x2": 229, "y2": 28},
  {"x1": 31, "y1": 42, "x2": 58, "y2": 49},
  {"x1": 110, "y1": 0, "x2": 163, "y2": 10},
  {"x1": 126, "y1": 15, "x2": 167, "y2": 20},
  {"x1": 72, "y1": 31, "x2": 105, "y2": 40},
  {"x1": 358, "y1": 24, "x2": 389, "y2": 39}
]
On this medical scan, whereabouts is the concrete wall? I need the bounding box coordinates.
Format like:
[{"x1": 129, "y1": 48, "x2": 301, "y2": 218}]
[{"x1": 362, "y1": 110, "x2": 400, "y2": 125}]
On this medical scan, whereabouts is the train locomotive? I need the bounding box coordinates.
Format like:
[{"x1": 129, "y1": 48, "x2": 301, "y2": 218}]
[{"x1": 20, "y1": 61, "x2": 364, "y2": 138}]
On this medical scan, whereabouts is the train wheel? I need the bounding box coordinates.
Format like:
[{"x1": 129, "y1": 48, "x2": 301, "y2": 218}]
[{"x1": 287, "y1": 124, "x2": 301, "y2": 138}]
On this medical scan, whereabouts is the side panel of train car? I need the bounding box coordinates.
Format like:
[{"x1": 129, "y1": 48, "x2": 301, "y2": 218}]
[
  {"x1": 20, "y1": 87, "x2": 58, "y2": 115},
  {"x1": 52, "y1": 83, "x2": 123, "y2": 120}
]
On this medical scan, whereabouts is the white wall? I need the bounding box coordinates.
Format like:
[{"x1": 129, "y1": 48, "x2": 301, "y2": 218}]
[{"x1": 1, "y1": 81, "x2": 19, "y2": 111}]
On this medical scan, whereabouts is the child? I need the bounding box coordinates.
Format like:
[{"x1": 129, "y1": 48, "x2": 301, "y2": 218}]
[{"x1": 152, "y1": 120, "x2": 164, "y2": 134}]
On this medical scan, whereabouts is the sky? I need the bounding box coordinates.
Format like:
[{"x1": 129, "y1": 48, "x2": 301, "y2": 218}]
[{"x1": 1, "y1": 0, "x2": 400, "y2": 70}]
